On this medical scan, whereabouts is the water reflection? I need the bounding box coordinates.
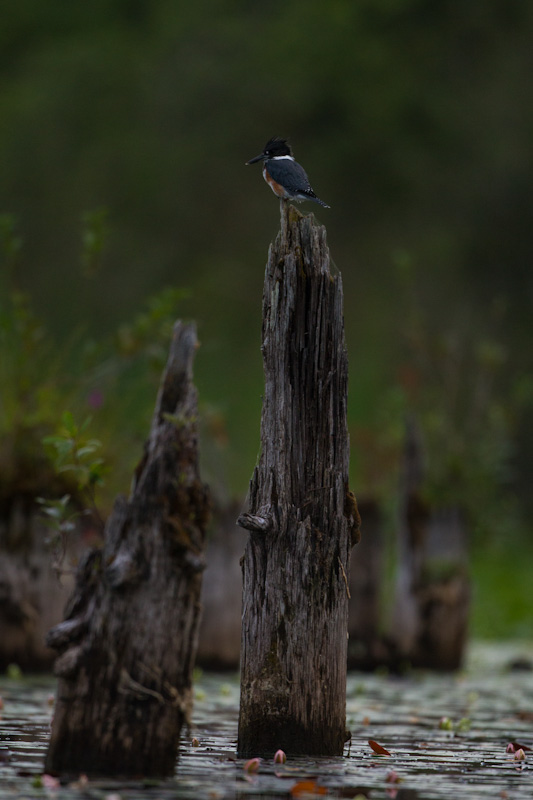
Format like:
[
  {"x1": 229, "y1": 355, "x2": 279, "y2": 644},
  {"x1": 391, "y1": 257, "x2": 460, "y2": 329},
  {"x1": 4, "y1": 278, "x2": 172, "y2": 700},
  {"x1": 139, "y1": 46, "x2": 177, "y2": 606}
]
[{"x1": 0, "y1": 643, "x2": 532, "y2": 799}]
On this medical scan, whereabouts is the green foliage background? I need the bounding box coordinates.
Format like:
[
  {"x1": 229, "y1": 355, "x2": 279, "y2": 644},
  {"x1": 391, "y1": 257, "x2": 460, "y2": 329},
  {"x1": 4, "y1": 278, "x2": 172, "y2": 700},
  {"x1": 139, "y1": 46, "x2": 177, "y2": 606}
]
[{"x1": 1, "y1": 1, "x2": 532, "y2": 636}]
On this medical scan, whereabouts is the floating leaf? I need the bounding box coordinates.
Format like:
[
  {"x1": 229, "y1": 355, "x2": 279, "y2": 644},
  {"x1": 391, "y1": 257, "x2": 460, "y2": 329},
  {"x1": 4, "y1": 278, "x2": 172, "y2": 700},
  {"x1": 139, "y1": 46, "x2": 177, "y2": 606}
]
[
  {"x1": 368, "y1": 739, "x2": 391, "y2": 756},
  {"x1": 508, "y1": 741, "x2": 531, "y2": 752},
  {"x1": 290, "y1": 779, "x2": 328, "y2": 796}
]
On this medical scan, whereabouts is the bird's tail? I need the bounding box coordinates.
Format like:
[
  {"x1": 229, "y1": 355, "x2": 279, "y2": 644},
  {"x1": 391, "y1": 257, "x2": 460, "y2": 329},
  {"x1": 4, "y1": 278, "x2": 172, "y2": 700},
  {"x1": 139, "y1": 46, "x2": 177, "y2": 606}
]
[{"x1": 309, "y1": 193, "x2": 330, "y2": 209}]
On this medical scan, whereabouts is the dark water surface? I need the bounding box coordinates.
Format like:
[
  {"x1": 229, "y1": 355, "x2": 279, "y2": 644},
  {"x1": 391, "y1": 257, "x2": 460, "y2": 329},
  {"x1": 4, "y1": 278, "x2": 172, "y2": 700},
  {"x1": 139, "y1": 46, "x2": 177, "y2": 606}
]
[{"x1": 1, "y1": 642, "x2": 532, "y2": 799}]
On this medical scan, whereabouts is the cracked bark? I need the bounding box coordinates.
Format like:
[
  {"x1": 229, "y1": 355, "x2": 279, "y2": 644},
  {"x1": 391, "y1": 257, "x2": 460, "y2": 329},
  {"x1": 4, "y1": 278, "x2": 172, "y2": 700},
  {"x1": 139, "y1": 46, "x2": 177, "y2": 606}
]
[
  {"x1": 44, "y1": 322, "x2": 210, "y2": 778},
  {"x1": 237, "y1": 204, "x2": 359, "y2": 757}
]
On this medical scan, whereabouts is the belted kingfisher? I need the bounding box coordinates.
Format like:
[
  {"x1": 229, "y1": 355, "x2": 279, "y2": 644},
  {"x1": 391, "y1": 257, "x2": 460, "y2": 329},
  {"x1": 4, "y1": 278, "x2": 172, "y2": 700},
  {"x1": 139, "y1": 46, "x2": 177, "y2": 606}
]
[{"x1": 246, "y1": 137, "x2": 330, "y2": 208}]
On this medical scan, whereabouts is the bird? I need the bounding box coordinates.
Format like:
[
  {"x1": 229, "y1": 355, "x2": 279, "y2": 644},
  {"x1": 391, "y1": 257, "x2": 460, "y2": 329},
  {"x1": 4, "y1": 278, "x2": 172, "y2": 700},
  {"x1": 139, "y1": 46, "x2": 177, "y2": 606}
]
[{"x1": 246, "y1": 137, "x2": 330, "y2": 208}]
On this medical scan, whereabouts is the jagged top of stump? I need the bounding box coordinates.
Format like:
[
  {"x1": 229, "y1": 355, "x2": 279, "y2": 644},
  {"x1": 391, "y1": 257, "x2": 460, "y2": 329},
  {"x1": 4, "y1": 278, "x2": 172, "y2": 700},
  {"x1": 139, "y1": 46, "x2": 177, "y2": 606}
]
[{"x1": 276, "y1": 202, "x2": 331, "y2": 276}]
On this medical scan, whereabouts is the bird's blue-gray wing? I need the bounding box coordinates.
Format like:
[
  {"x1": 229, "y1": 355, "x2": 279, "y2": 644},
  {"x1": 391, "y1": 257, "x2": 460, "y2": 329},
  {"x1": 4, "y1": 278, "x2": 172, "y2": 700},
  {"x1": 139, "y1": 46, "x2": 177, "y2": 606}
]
[{"x1": 266, "y1": 159, "x2": 312, "y2": 194}]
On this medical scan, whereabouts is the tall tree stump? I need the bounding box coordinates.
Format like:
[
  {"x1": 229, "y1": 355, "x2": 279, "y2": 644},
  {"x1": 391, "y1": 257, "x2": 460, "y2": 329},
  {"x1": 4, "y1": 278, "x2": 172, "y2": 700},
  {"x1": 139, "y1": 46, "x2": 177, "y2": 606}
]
[
  {"x1": 237, "y1": 204, "x2": 359, "y2": 757},
  {"x1": 44, "y1": 322, "x2": 210, "y2": 778}
]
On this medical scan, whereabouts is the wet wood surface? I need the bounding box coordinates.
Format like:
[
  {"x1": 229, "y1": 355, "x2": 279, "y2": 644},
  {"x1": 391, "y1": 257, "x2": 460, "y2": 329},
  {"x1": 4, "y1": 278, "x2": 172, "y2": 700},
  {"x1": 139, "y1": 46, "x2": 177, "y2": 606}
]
[
  {"x1": 44, "y1": 322, "x2": 210, "y2": 778},
  {"x1": 237, "y1": 204, "x2": 359, "y2": 757}
]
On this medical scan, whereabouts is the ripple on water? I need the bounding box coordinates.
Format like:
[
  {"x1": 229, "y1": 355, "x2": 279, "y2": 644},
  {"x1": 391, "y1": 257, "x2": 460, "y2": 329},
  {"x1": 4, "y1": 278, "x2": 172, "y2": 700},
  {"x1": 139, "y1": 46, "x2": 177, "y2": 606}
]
[{"x1": 0, "y1": 641, "x2": 532, "y2": 799}]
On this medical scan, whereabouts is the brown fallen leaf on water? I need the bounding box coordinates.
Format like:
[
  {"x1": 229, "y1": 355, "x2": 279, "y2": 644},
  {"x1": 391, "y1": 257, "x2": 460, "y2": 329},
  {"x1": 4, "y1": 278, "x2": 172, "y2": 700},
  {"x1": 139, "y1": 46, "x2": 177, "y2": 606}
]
[
  {"x1": 506, "y1": 741, "x2": 531, "y2": 753},
  {"x1": 290, "y1": 779, "x2": 328, "y2": 796},
  {"x1": 368, "y1": 739, "x2": 391, "y2": 756}
]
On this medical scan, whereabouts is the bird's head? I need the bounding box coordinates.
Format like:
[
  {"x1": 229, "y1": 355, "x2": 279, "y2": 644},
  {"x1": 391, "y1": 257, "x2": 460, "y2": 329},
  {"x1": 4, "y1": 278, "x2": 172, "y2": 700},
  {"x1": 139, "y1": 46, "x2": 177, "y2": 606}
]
[{"x1": 246, "y1": 137, "x2": 292, "y2": 164}]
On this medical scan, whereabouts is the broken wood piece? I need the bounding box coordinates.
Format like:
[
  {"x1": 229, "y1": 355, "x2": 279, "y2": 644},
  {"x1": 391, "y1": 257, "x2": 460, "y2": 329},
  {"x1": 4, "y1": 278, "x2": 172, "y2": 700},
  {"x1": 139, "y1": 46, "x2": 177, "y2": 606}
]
[{"x1": 44, "y1": 321, "x2": 210, "y2": 778}]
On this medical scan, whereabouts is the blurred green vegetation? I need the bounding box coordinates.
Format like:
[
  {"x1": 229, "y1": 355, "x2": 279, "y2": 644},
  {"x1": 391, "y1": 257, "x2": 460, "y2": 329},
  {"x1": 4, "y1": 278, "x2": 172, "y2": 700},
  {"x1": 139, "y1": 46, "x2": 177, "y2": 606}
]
[
  {"x1": 471, "y1": 539, "x2": 533, "y2": 639},
  {"x1": 0, "y1": 212, "x2": 190, "y2": 506},
  {"x1": 1, "y1": 1, "x2": 531, "y2": 637}
]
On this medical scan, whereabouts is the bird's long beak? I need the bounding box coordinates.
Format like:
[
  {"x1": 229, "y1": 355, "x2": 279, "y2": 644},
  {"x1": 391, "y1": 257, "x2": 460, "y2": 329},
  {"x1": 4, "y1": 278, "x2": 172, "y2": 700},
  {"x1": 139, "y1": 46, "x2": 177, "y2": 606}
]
[{"x1": 246, "y1": 153, "x2": 265, "y2": 165}]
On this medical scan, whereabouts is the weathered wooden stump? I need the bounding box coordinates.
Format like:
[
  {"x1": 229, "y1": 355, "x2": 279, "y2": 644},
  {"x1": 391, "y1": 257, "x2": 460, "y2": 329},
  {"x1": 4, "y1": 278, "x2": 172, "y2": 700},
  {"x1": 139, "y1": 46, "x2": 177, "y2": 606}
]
[
  {"x1": 44, "y1": 321, "x2": 210, "y2": 777},
  {"x1": 237, "y1": 203, "x2": 360, "y2": 757},
  {"x1": 392, "y1": 418, "x2": 469, "y2": 670}
]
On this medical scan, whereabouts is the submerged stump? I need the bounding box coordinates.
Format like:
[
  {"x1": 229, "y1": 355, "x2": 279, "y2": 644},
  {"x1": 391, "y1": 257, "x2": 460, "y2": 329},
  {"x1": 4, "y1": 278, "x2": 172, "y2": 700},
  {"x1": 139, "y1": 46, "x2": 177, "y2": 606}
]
[
  {"x1": 347, "y1": 498, "x2": 386, "y2": 670},
  {"x1": 237, "y1": 204, "x2": 360, "y2": 757},
  {"x1": 393, "y1": 418, "x2": 470, "y2": 670},
  {"x1": 44, "y1": 322, "x2": 210, "y2": 778}
]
